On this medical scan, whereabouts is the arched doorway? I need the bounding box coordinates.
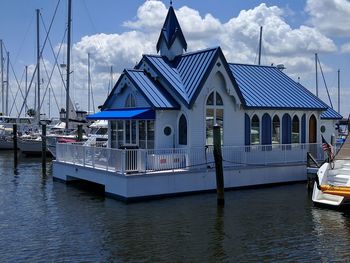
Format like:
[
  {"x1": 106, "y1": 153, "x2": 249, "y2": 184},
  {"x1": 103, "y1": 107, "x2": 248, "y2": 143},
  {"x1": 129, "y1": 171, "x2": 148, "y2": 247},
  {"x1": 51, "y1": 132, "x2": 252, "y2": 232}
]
[{"x1": 309, "y1": 115, "x2": 317, "y2": 143}]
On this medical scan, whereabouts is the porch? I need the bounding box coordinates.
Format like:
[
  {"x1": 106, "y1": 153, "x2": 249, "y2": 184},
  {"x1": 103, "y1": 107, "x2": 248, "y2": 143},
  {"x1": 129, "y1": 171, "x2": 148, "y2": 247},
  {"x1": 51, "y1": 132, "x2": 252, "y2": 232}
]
[{"x1": 55, "y1": 143, "x2": 326, "y2": 175}]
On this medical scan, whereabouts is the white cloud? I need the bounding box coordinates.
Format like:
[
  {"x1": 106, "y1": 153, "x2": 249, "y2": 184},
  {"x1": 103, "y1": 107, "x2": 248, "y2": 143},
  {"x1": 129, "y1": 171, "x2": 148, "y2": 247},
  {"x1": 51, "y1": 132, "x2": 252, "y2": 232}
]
[
  {"x1": 30, "y1": 0, "x2": 340, "y2": 116},
  {"x1": 341, "y1": 42, "x2": 350, "y2": 53},
  {"x1": 306, "y1": 0, "x2": 350, "y2": 37}
]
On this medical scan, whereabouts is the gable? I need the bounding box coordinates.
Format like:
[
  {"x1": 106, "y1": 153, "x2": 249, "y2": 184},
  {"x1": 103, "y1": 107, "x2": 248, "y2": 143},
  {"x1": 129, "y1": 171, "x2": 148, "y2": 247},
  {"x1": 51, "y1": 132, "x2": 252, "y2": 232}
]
[
  {"x1": 140, "y1": 47, "x2": 245, "y2": 109},
  {"x1": 102, "y1": 69, "x2": 179, "y2": 110}
]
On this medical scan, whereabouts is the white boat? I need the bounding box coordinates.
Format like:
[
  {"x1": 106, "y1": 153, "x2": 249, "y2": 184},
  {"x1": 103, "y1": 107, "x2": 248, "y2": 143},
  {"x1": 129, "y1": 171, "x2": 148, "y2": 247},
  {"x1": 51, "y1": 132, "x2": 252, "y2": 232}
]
[
  {"x1": 312, "y1": 136, "x2": 350, "y2": 207},
  {"x1": 18, "y1": 135, "x2": 50, "y2": 156}
]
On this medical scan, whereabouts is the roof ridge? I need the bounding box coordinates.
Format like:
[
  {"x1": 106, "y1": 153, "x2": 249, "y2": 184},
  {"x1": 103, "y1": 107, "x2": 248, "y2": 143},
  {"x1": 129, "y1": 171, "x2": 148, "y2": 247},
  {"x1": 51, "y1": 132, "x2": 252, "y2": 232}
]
[
  {"x1": 229, "y1": 62, "x2": 276, "y2": 68},
  {"x1": 143, "y1": 47, "x2": 219, "y2": 59}
]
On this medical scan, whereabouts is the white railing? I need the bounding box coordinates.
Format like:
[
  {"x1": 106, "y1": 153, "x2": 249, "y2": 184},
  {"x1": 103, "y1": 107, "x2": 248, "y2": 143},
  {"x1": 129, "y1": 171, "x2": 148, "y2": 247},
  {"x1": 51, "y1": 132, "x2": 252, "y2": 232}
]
[{"x1": 56, "y1": 143, "x2": 328, "y2": 174}]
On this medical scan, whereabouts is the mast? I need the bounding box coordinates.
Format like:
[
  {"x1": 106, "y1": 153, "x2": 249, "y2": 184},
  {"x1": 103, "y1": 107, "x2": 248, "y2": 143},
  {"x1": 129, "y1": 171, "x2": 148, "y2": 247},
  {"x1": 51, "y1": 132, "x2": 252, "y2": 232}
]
[
  {"x1": 65, "y1": 0, "x2": 72, "y2": 130},
  {"x1": 108, "y1": 65, "x2": 113, "y2": 95},
  {"x1": 5, "y1": 51, "x2": 9, "y2": 115},
  {"x1": 338, "y1": 69, "x2": 340, "y2": 113},
  {"x1": 258, "y1": 26, "x2": 263, "y2": 66},
  {"x1": 1, "y1": 39, "x2": 4, "y2": 115},
  {"x1": 315, "y1": 53, "x2": 318, "y2": 97},
  {"x1": 36, "y1": 9, "x2": 41, "y2": 123},
  {"x1": 87, "y1": 52, "x2": 91, "y2": 114},
  {"x1": 25, "y1": 65, "x2": 28, "y2": 116}
]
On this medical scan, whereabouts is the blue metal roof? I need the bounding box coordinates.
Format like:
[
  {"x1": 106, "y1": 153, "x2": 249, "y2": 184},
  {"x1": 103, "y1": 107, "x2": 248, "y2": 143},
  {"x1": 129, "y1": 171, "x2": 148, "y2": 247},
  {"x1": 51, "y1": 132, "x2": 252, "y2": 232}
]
[
  {"x1": 321, "y1": 107, "x2": 343, "y2": 119},
  {"x1": 87, "y1": 108, "x2": 155, "y2": 120},
  {"x1": 125, "y1": 69, "x2": 179, "y2": 109},
  {"x1": 144, "y1": 47, "x2": 218, "y2": 107},
  {"x1": 156, "y1": 6, "x2": 187, "y2": 52},
  {"x1": 229, "y1": 63, "x2": 328, "y2": 110}
]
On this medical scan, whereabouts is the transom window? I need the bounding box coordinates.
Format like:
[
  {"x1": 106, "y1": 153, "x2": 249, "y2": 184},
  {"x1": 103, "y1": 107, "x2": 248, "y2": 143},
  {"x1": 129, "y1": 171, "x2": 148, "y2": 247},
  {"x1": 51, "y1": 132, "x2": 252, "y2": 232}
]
[{"x1": 206, "y1": 91, "x2": 223, "y2": 145}]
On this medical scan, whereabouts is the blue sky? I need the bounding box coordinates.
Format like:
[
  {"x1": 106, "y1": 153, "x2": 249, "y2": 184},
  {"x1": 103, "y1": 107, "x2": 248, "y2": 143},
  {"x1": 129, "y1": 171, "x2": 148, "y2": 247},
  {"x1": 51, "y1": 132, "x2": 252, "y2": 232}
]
[{"x1": 0, "y1": 0, "x2": 349, "y2": 117}]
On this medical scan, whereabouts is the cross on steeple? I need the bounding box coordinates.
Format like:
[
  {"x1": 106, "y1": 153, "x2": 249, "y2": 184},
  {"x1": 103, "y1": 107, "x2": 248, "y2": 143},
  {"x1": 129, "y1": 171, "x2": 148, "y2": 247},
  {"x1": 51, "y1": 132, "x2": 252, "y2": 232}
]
[{"x1": 170, "y1": 0, "x2": 173, "y2": 6}]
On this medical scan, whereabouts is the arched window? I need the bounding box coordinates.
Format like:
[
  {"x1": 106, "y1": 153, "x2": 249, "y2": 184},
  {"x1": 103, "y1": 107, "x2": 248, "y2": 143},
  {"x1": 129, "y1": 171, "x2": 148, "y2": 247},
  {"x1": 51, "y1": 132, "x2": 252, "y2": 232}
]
[
  {"x1": 125, "y1": 93, "x2": 136, "y2": 108},
  {"x1": 262, "y1": 113, "x2": 271, "y2": 145},
  {"x1": 292, "y1": 115, "x2": 300, "y2": 143},
  {"x1": 272, "y1": 115, "x2": 280, "y2": 144},
  {"x1": 206, "y1": 91, "x2": 223, "y2": 145},
  {"x1": 251, "y1": 115, "x2": 260, "y2": 145},
  {"x1": 282, "y1": 113, "x2": 291, "y2": 144},
  {"x1": 178, "y1": 114, "x2": 187, "y2": 145}
]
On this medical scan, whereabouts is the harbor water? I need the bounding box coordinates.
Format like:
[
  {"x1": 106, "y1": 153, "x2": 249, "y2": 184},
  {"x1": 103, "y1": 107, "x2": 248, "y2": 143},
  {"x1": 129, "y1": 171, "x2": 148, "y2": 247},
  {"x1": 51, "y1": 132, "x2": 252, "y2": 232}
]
[{"x1": 1, "y1": 151, "x2": 350, "y2": 262}]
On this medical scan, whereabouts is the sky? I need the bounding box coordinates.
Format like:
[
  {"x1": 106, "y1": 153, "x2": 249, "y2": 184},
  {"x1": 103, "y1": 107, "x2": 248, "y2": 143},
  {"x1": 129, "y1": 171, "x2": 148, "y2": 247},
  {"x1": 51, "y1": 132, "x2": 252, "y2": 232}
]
[{"x1": 0, "y1": 0, "x2": 349, "y2": 118}]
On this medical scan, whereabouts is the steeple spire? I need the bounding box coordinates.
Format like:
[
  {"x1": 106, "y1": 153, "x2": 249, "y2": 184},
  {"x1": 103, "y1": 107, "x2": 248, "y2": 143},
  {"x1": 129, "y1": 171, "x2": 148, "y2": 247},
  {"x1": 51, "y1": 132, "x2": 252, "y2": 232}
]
[{"x1": 156, "y1": 4, "x2": 187, "y2": 60}]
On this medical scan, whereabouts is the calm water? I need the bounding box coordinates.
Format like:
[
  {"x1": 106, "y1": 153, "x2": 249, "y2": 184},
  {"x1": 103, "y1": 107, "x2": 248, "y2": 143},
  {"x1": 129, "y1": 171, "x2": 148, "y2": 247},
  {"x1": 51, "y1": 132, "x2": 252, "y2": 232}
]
[{"x1": 1, "y1": 151, "x2": 350, "y2": 262}]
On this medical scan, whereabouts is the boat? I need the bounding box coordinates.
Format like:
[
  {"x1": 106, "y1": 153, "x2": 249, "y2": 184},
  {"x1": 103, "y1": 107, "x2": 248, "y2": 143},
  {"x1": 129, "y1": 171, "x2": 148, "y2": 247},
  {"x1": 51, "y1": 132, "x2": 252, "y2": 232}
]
[{"x1": 312, "y1": 133, "x2": 350, "y2": 207}]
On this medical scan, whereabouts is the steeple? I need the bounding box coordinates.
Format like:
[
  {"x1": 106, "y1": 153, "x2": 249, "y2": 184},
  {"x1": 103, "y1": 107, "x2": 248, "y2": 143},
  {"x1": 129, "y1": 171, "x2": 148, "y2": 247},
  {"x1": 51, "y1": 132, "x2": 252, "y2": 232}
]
[{"x1": 156, "y1": 5, "x2": 187, "y2": 60}]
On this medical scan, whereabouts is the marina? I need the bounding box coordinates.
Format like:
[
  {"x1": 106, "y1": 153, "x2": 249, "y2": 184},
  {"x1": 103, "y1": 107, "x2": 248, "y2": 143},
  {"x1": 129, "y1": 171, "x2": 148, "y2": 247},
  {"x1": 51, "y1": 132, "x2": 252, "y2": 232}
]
[
  {"x1": 1, "y1": 151, "x2": 350, "y2": 262},
  {"x1": 1, "y1": 0, "x2": 350, "y2": 261}
]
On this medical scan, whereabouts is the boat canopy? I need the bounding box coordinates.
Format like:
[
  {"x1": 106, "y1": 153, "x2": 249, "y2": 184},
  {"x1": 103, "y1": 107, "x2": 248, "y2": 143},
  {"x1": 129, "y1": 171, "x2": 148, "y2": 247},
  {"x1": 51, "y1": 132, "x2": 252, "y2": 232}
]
[{"x1": 86, "y1": 108, "x2": 155, "y2": 120}]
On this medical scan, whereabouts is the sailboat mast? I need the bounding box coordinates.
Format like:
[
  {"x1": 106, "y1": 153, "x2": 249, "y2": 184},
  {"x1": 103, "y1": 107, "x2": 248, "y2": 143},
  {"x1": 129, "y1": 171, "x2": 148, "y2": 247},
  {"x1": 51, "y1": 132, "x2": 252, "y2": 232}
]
[
  {"x1": 65, "y1": 0, "x2": 72, "y2": 130},
  {"x1": 258, "y1": 26, "x2": 263, "y2": 66},
  {"x1": 88, "y1": 53, "x2": 91, "y2": 114},
  {"x1": 1, "y1": 39, "x2": 4, "y2": 115},
  {"x1": 25, "y1": 65, "x2": 28, "y2": 116},
  {"x1": 5, "y1": 51, "x2": 9, "y2": 115},
  {"x1": 36, "y1": 9, "x2": 41, "y2": 123},
  {"x1": 338, "y1": 69, "x2": 340, "y2": 113},
  {"x1": 315, "y1": 53, "x2": 318, "y2": 97}
]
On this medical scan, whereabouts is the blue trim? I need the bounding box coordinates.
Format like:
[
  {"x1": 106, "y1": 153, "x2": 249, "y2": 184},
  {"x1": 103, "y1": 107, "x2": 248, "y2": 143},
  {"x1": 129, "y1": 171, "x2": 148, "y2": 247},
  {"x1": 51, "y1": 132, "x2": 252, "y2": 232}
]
[
  {"x1": 301, "y1": 114, "x2": 306, "y2": 143},
  {"x1": 245, "y1": 113, "x2": 250, "y2": 145},
  {"x1": 87, "y1": 108, "x2": 155, "y2": 120},
  {"x1": 262, "y1": 113, "x2": 272, "y2": 145},
  {"x1": 282, "y1": 114, "x2": 291, "y2": 144}
]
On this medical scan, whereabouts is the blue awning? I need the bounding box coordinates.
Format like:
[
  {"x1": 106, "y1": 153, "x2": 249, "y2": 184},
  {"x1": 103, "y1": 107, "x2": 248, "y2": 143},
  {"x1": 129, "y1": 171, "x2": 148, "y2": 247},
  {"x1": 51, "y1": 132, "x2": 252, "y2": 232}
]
[{"x1": 87, "y1": 108, "x2": 155, "y2": 120}]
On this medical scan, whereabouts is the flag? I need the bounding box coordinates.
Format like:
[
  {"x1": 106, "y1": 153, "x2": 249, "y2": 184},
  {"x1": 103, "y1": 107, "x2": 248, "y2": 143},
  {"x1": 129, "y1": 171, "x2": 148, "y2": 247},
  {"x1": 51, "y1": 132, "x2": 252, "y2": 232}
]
[{"x1": 322, "y1": 135, "x2": 334, "y2": 161}]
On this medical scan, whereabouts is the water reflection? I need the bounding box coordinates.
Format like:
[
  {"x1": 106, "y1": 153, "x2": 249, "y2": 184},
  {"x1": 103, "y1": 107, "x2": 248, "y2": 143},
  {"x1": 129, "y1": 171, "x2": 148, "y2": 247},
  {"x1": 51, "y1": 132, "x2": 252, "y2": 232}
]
[{"x1": 2, "y1": 150, "x2": 350, "y2": 261}]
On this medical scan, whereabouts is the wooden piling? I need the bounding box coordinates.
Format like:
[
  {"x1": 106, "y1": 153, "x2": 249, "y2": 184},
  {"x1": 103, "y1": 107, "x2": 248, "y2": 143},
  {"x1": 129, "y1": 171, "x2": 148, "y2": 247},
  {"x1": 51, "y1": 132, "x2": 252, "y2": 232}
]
[
  {"x1": 213, "y1": 124, "x2": 225, "y2": 206},
  {"x1": 42, "y1": 124, "x2": 46, "y2": 175},
  {"x1": 13, "y1": 124, "x2": 18, "y2": 169},
  {"x1": 77, "y1": 124, "x2": 83, "y2": 141}
]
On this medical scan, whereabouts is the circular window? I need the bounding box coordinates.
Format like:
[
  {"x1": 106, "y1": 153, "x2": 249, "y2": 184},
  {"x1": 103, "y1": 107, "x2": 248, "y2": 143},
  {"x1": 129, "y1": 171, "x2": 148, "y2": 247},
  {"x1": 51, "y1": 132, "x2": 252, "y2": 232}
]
[
  {"x1": 164, "y1": 126, "x2": 172, "y2": 136},
  {"x1": 320, "y1": 125, "x2": 326, "y2": 133}
]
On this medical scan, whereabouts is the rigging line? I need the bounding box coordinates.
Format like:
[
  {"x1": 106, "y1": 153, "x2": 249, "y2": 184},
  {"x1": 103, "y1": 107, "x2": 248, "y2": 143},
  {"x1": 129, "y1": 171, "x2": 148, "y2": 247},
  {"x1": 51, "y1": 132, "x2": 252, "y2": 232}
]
[
  {"x1": 50, "y1": 86, "x2": 61, "y2": 112},
  {"x1": 9, "y1": 67, "x2": 26, "y2": 116},
  {"x1": 18, "y1": 65, "x2": 37, "y2": 117},
  {"x1": 38, "y1": 0, "x2": 62, "y2": 59},
  {"x1": 2, "y1": 43, "x2": 31, "y2": 113},
  {"x1": 81, "y1": 0, "x2": 103, "y2": 49},
  {"x1": 317, "y1": 56, "x2": 333, "y2": 108},
  {"x1": 8, "y1": 54, "x2": 28, "y2": 105},
  {"x1": 8, "y1": 83, "x2": 20, "y2": 116},
  {"x1": 13, "y1": 12, "x2": 35, "y2": 66},
  {"x1": 39, "y1": 57, "x2": 53, "y2": 110},
  {"x1": 42, "y1": 15, "x2": 67, "y2": 88}
]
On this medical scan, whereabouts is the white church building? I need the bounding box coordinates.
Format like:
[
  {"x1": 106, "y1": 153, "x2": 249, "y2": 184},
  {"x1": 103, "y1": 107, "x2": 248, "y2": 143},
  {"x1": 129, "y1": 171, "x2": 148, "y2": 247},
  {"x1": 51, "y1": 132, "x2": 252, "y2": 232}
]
[{"x1": 53, "y1": 4, "x2": 342, "y2": 201}]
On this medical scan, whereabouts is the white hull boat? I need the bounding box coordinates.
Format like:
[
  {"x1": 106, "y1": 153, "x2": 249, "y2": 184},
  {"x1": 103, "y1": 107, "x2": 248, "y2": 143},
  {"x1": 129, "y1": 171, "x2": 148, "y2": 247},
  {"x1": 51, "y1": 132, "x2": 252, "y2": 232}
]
[{"x1": 312, "y1": 135, "x2": 350, "y2": 207}]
